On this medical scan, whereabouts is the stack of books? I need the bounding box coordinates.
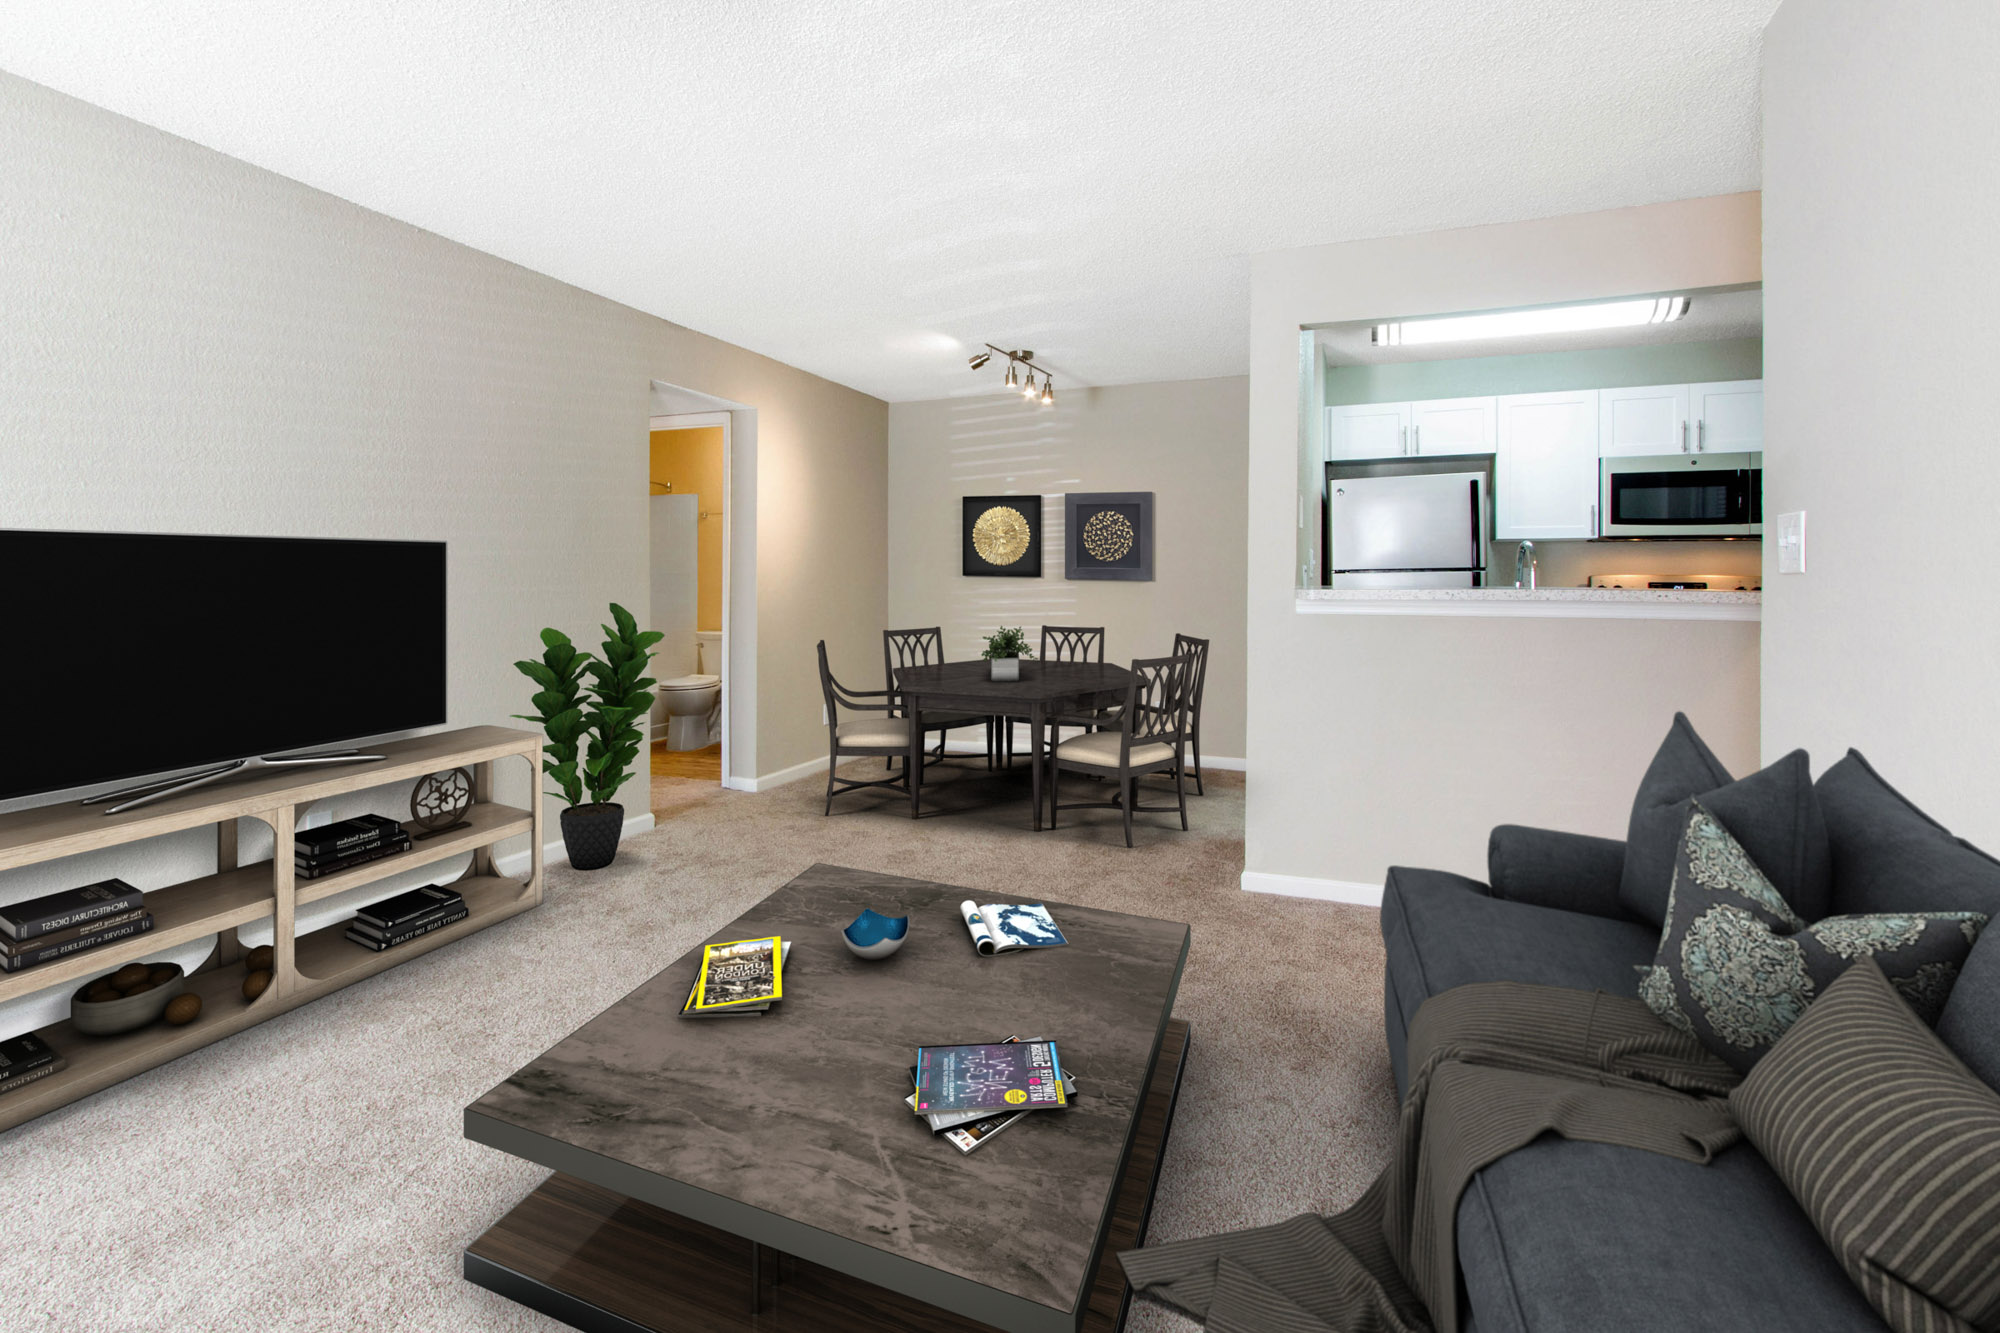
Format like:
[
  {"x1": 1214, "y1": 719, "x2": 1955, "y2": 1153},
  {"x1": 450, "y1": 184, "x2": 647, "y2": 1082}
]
[
  {"x1": 297, "y1": 814, "x2": 410, "y2": 881},
  {"x1": 0, "y1": 879, "x2": 151, "y2": 973},
  {"x1": 343, "y1": 885, "x2": 466, "y2": 952},
  {"x1": 679, "y1": 936, "x2": 787, "y2": 1017},
  {"x1": 907, "y1": 1037, "x2": 1073, "y2": 1154},
  {"x1": 0, "y1": 1033, "x2": 66, "y2": 1097}
]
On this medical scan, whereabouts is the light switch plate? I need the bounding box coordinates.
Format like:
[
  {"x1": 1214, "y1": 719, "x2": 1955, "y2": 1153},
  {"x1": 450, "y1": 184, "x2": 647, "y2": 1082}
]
[{"x1": 1776, "y1": 511, "x2": 1806, "y2": 574}]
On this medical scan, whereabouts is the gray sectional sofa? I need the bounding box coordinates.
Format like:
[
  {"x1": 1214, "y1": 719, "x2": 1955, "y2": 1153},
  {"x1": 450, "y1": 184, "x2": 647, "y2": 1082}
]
[{"x1": 1380, "y1": 749, "x2": 2000, "y2": 1333}]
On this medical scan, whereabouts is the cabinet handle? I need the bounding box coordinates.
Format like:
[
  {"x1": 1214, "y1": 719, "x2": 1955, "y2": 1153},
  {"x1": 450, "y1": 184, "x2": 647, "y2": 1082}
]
[
  {"x1": 1412, "y1": 424, "x2": 1420, "y2": 454},
  {"x1": 1401, "y1": 425, "x2": 1409, "y2": 455},
  {"x1": 1696, "y1": 419, "x2": 1705, "y2": 452},
  {"x1": 1681, "y1": 420, "x2": 1689, "y2": 453},
  {"x1": 1591, "y1": 504, "x2": 1599, "y2": 538}
]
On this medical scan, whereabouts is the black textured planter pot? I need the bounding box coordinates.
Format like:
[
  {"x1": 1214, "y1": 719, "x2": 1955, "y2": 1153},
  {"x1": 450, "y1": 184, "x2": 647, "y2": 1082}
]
[{"x1": 560, "y1": 802, "x2": 624, "y2": 871}]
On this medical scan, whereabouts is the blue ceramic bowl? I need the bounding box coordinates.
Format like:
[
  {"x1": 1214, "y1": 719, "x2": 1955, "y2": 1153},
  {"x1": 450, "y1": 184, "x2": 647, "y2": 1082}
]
[{"x1": 841, "y1": 909, "x2": 909, "y2": 960}]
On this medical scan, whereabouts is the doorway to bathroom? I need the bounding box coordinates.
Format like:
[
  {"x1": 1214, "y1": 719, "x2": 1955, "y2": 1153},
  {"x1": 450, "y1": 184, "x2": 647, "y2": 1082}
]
[{"x1": 648, "y1": 410, "x2": 727, "y2": 803}]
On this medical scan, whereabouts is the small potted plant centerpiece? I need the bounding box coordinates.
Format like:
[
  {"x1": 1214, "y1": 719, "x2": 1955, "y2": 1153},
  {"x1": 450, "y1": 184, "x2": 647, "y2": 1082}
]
[
  {"x1": 514, "y1": 603, "x2": 662, "y2": 871},
  {"x1": 982, "y1": 626, "x2": 1034, "y2": 682}
]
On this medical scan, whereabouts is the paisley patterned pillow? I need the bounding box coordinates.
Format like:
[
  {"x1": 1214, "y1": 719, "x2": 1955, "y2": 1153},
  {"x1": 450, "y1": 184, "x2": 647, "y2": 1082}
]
[{"x1": 1637, "y1": 800, "x2": 1986, "y2": 1072}]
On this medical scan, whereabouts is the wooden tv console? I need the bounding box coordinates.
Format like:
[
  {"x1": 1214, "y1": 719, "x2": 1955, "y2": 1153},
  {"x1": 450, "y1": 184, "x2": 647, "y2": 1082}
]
[{"x1": 0, "y1": 725, "x2": 543, "y2": 1133}]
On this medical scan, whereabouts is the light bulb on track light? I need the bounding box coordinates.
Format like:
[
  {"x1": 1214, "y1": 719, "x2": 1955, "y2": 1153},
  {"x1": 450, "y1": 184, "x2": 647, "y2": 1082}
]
[
  {"x1": 1022, "y1": 371, "x2": 1038, "y2": 398},
  {"x1": 1004, "y1": 362, "x2": 1017, "y2": 390},
  {"x1": 969, "y1": 350, "x2": 991, "y2": 370},
  {"x1": 1040, "y1": 380, "x2": 1054, "y2": 405}
]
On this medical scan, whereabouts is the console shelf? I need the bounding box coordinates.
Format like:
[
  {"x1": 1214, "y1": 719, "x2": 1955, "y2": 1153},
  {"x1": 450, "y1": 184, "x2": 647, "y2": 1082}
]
[{"x1": 0, "y1": 726, "x2": 543, "y2": 1133}]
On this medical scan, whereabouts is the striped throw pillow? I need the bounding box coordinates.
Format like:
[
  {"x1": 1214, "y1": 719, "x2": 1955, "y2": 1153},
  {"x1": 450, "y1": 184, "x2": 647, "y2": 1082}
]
[{"x1": 1731, "y1": 958, "x2": 2000, "y2": 1332}]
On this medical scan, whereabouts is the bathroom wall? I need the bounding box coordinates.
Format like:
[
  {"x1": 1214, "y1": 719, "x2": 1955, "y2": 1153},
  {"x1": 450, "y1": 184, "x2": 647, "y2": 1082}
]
[
  {"x1": 649, "y1": 494, "x2": 701, "y2": 693},
  {"x1": 648, "y1": 426, "x2": 725, "y2": 632}
]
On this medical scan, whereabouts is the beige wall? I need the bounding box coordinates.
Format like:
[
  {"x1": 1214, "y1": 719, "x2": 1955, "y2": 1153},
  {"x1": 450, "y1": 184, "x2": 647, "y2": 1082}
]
[
  {"x1": 0, "y1": 69, "x2": 886, "y2": 800},
  {"x1": 1761, "y1": 1, "x2": 2000, "y2": 841},
  {"x1": 887, "y1": 379, "x2": 1249, "y2": 759},
  {"x1": 1248, "y1": 195, "x2": 1765, "y2": 888}
]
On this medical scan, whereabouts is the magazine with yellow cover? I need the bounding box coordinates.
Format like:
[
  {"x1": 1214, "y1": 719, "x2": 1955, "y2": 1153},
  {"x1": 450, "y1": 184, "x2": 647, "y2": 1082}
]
[{"x1": 692, "y1": 936, "x2": 783, "y2": 1011}]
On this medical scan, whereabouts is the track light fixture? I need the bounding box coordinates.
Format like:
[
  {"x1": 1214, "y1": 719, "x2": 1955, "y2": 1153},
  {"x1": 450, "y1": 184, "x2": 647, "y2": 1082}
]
[{"x1": 971, "y1": 344, "x2": 1056, "y2": 406}]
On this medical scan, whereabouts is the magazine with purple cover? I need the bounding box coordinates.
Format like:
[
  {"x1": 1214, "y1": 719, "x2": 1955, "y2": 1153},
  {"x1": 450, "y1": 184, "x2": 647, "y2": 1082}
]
[{"x1": 914, "y1": 1040, "x2": 1066, "y2": 1115}]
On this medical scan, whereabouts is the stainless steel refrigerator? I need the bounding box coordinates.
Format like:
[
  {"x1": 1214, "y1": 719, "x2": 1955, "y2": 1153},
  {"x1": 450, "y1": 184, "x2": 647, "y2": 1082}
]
[{"x1": 1324, "y1": 464, "x2": 1490, "y2": 588}]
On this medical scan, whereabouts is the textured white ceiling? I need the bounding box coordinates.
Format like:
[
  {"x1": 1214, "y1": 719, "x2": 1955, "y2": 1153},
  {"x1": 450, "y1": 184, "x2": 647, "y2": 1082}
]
[{"x1": 0, "y1": 1, "x2": 1778, "y2": 402}]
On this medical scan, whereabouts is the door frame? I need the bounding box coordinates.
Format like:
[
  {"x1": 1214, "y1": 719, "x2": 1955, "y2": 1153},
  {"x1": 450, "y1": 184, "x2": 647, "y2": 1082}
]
[{"x1": 649, "y1": 410, "x2": 731, "y2": 782}]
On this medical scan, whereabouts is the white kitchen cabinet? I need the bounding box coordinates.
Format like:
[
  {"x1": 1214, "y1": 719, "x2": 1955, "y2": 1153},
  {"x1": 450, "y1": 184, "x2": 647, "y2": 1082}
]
[
  {"x1": 1692, "y1": 380, "x2": 1763, "y2": 453},
  {"x1": 1598, "y1": 383, "x2": 1691, "y2": 457},
  {"x1": 1411, "y1": 396, "x2": 1498, "y2": 455},
  {"x1": 1326, "y1": 402, "x2": 1412, "y2": 460},
  {"x1": 1496, "y1": 390, "x2": 1600, "y2": 540}
]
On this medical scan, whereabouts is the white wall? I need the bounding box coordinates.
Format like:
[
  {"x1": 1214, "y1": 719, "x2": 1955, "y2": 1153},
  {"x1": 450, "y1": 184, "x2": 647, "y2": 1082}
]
[
  {"x1": 887, "y1": 379, "x2": 1249, "y2": 760},
  {"x1": 1761, "y1": 1, "x2": 2000, "y2": 840},
  {"x1": 1248, "y1": 195, "x2": 1765, "y2": 889},
  {"x1": 0, "y1": 71, "x2": 885, "y2": 1033}
]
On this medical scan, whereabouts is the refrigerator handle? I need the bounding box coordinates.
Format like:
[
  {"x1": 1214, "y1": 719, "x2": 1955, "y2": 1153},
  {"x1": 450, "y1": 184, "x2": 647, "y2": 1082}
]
[{"x1": 1468, "y1": 478, "x2": 1483, "y2": 577}]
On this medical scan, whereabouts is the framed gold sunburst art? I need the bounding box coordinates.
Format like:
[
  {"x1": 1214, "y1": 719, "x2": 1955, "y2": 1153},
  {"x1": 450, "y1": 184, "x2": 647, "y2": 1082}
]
[
  {"x1": 1065, "y1": 492, "x2": 1153, "y2": 581},
  {"x1": 961, "y1": 496, "x2": 1043, "y2": 577}
]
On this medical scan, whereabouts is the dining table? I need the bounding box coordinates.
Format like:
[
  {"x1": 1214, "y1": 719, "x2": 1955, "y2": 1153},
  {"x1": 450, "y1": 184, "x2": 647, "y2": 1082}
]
[{"x1": 891, "y1": 658, "x2": 1133, "y2": 829}]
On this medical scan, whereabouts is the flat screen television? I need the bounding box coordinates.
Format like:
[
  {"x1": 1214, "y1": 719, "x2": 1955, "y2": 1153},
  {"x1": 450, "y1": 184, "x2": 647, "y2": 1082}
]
[{"x1": 0, "y1": 530, "x2": 446, "y2": 802}]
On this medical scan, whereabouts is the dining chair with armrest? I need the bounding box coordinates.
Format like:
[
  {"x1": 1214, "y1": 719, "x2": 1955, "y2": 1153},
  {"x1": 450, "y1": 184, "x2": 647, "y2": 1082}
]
[
  {"x1": 1048, "y1": 652, "x2": 1193, "y2": 847},
  {"x1": 818, "y1": 640, "x2": 918, "y2": 814}
]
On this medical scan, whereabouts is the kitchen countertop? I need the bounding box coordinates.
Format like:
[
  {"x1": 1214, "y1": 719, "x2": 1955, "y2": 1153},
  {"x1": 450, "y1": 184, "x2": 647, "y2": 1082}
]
[{"x1": 1295, "y1": 586, "x2": 1761, "y2": 620}]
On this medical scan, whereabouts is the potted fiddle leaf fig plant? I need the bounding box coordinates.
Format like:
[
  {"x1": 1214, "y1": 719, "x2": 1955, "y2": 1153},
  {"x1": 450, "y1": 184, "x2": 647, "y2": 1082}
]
[
  {"x1": 514, "y1": 602, "x2": 662, "y2": 871},
  {"x1": 981, "y1": 626, "x2": 1034, "y2": 682}
]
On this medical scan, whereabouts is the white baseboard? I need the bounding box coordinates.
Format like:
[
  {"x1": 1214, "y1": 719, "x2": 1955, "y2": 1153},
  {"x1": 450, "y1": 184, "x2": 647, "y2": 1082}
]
[
  {"x1": 1241, "y1": 870, "x2": 1382, "y2": 907},
  {"x1": 727, "y1": 755, "x2": 825, "y2": 793},
  {"x1": 493, "y1": 810, "x2": 657, "y2": 877}
]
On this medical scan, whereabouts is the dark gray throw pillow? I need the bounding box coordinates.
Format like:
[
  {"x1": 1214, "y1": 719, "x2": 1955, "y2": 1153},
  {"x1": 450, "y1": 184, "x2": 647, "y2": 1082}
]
[
  {"x1": 1732, "y1": 959, "x2": 2000, "y2": 1333},
  {"x1": 1619, "y1": 714, "x2": 1831, "y2": 926},
  {"x1": 1818, "y1": 749, "x2": 2000, "y2": 918},
  {"x1": 1619, "y1": 712, "x2": 1732, "y2": 924},
  {"x1": 1637, "y1": 801, "x2": 1984, "y2": 1072}
]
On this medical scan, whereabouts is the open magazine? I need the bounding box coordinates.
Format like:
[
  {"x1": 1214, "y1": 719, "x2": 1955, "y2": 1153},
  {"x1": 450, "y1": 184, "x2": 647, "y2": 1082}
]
[{"x1": 960, "y1": 901, "x2": 1067, "y2": 955}]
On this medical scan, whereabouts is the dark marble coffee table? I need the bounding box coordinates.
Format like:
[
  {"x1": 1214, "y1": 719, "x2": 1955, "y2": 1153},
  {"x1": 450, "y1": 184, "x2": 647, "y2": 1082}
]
[{"x1": 463, "y1": 864, "x2": 1191, "y2": 1333}]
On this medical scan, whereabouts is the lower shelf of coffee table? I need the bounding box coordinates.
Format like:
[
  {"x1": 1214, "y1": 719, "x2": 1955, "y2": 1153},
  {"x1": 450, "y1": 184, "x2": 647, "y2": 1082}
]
[{"x1": 465, "y1": 1018, "x2": 1191, "y2": 1333}]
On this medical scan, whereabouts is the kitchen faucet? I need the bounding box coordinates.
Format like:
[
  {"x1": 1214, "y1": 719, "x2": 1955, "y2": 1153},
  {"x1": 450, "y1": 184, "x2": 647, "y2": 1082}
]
[{"x1": 1514, "y1": 540, "x2": 1537, "y2": 589}]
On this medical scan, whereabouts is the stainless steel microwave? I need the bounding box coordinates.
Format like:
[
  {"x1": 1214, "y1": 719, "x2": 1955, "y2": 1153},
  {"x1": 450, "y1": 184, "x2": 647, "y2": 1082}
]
[{"x1": 1599, "y1": 452, "x2": 1762, "y2": 538}]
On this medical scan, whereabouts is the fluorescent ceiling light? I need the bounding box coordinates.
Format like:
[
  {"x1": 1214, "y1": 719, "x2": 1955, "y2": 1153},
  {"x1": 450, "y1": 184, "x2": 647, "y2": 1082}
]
[{"x1": 1373, "y1": 296, "x2": 1690, "y2": 347}]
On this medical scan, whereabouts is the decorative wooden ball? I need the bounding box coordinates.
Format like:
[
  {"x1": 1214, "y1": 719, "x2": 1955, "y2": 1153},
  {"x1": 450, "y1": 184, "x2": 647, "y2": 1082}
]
[
  {"x1": 245, "y1": 944, "x2": 274, "y2": 973},
  {"x1": 164, "y1": 994, "x2": 202, "y2": 1026},
  {"x1": 410, "y1": 768, "x2": 474, "y2": 836},
  {"x1": 243, "y1": 969, "x2": 272, "y2": 1002}
]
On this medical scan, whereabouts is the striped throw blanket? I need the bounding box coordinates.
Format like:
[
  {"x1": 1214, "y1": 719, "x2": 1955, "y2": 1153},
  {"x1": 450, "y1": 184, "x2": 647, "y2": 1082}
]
[{"x1": 1119, "y1": 983, "x2": 1743, "y2": 1333}]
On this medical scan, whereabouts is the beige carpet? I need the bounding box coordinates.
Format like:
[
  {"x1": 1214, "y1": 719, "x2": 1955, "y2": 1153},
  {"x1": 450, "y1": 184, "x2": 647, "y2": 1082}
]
[{"x1": 3, "y1": 759, "x2": 1395, "y2": 1332}]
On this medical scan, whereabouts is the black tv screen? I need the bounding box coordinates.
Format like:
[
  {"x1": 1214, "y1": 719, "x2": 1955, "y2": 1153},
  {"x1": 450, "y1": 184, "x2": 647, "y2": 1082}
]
[{"x1": 0, "y1": 530, "x2": 446, "y2": 801}]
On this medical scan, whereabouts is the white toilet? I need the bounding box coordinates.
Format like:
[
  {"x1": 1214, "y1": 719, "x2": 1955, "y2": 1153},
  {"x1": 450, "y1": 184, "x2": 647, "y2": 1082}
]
[{"x1": 657, "y1": 633, "x2": 721, "y2": 751}]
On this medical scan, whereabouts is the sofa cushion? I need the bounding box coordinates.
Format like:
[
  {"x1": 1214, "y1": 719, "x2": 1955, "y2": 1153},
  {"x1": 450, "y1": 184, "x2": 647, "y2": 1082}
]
[
  {"x1": 1620, "y1": 712, "x2": 1733, "y2": 924},
  {"x1": 1639, "y1": 802, "x2": 1984, "y2": 1072},
  {"x1": 1732, "y1": 959, "x2": 2000, "y2": 1333},
  {"x1": 1620, "y1": 720, "x2": 1832, "y2": 927},
  {"x1": 1938, "y1": 932, "x2": 2000, "y2": 1090},
  {"x1": 1380, "y1": 866, "x2": 1658, "y2": 1095},
  {"x1": 1817, "y1": 749, "x2": 2000, "y2": 917},
  {"x1": 1456, "y1": 1139, "x2": 1887, "y2": 1333}
]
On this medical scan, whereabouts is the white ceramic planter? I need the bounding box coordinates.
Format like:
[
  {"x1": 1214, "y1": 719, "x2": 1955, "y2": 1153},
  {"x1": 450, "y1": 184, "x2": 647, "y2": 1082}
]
[{"x1": 989, "y1": 656, "x2": 1021, "y2": 682}]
